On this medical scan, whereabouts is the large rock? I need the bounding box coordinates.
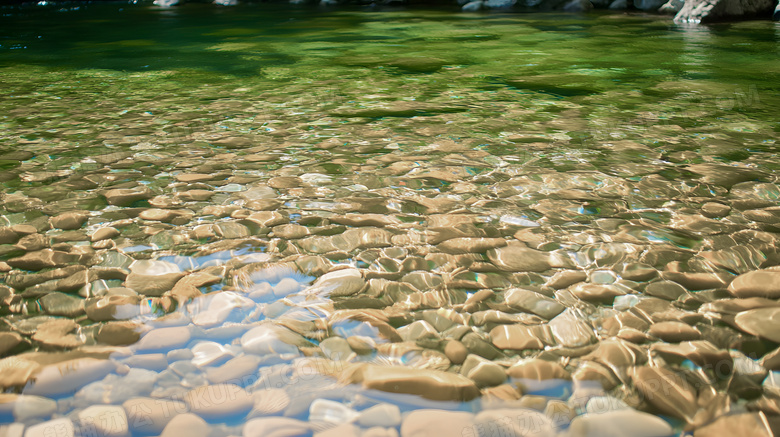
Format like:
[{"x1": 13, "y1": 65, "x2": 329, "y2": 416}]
[{"x1": 674, "y1": 0, "x2": 774, "y2": 22}]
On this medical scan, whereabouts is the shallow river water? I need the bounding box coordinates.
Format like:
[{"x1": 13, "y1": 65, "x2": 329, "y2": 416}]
[{"x1": 1, "y1": 3, "x2": 780, "y2": 437}]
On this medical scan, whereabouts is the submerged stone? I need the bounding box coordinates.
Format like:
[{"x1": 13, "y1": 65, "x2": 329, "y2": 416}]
[{"x1": 348, "y1": 364, "x2": 480, "y2": 402}]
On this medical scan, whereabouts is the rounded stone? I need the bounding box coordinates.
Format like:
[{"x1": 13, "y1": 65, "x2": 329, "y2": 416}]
[{"x1": 445, "y1": 340, "x2": 469, "y2": 365}]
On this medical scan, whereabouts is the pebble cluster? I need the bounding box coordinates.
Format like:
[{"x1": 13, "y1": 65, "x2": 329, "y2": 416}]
[{"x1": 0, "y1": 136, "x2": 780, "y2": 437}]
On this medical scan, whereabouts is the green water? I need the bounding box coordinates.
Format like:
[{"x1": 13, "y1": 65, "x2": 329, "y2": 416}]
[{"x1": 1, "y1": 6, "x2": 778, "y2": 179}]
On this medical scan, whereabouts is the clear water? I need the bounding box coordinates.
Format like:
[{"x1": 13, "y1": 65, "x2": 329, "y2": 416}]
[{"x1": 1, "y1": 2, "x2": 780, "y2": 435}]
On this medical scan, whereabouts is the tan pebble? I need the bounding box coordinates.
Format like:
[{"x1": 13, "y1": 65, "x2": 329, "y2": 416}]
[{"x1": 444, "y1": 340, "x2": 468, "y2": 364}]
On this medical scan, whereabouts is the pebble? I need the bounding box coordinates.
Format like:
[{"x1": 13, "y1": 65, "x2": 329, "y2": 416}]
[
  {"x1": 350, "y1": 364, "x2": 480, "y2": 402},
  {"x1": 85, "y1": 295, "x2": 141, "y2": 321},
  {"x1": 184, "y1": 384, "x2": 253, "y2": 420},
  {"x1": 23, "y1": 417, "x2": 74, "y2": 437},
  {"x1": 436, "y1": 237, "x2": 507, "y2": 254},
  {"x1": 489, "y1": 324, "x2": 546, "y2": 350},
  {"x1": 96, "y1": 321, "x2": 143, "y2": 346},
  {"x1": 487, "y1": 243, "x2": 562, "y2": 272},
  {"x1": 39, "y1": 292, "x2": 85, "y2": 318},
  {"x1": 503, "y1": 288, "x2": 565, "y2": 320},
  {"x1": 24, "y1": 358, "x2": 115, "y2": 397},
  {"x1": 7, "y1": 249, "x2": 78, "y2": 271},
  {"x1": 568, "y1": 408, "x2": 674, "y2": 437},
  {"x1": 471, "y1": 408, "x2": 555, "y2": 437},
  {"x1": 630, "y1": 365, "x2": 698, "y2": 422},
  {"x1": 243, "y1": 417, "x2": 310, "y2": 437},
  {"x1": 309, "y1": 398, "x2": 359, "y2": 424},
  {"x1": 444, "y1": 340, "x2": 468, "y2": 364},
  {"x1": 311, "y1": 268, "x2": 365, "y2": 297},
  {"x1": 9, "y1": 395, "x2": 57, "y2": 422},
  {"x1": 134, "y1": 326, "x2": 191, "y2": 352},
  {"x1": 248, "y1": 388, "x2": 290, "y2": 416},
  {"x1": 507, "y1": 359, "x2": 571, "y2": 381},
  {"x1": 728, "y1": 270, "x2": 780, "y2": 298},
  {"x1": 357, "y1": 403, "x2": 401, "y2": 428},
  {"x1": 693, "y1": 411, "x2": 780, "y2": 436},
  {"x1": 123, "y1": 397, "x2": 189, "y2": 434},
  {"x1": 159, "y1": 413, "x2": 210, "y2": 437},
  {"x1": 77, "y1": 405, "x2": 129, "y2": 437},
  {"x1": 734, "y1": 307, "x2": 780, "y2": 343},
  {"x1": 240, "y1": 325, "x2": 300, "y2": 356},
  {"x1": 125, "y1": 272, "x2": 185, "y2": 297},
  {"x1": 460, "y1": 354, "x2": 507, "y2": 388},
  {"x1": 103, "y1": 187, "x2": 153, "y2": 206},
  {"x1": 50, "y1": 211, "x2": 89, "y2": 230},
  {"x1": 647, "y1": 321, "x2": 701, "y2": 342},
  {"x1": 400, "y1": 410, "x2": 474, "y2": 437}
]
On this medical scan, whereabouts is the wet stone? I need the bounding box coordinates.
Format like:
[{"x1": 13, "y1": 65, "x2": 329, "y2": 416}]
[
  {"x1": 243, "y1": 417, "x2": 310, "y2": 437},
  {"x1": 135, "y1": 326, "x2": 191, "y2": 352},
  {"x1": 24, "y1": 418, "x2": 75, "y2": 437},
  {"x1": 547, "y1": 270, "x2": 588, "y2": 289},
  {"x1": 487, "y1": 242, "x2": 565, "y2": 273},
  {"x1": 123, "y1": 397, "x2": 189, "y2": 435},
  {"x1": 645, "y1": 280, "x2": 687, "y2": 300},
  {"x1": 268, "y1": 176, "x2": 302, "y2": 189},
  {"x1": 271, "y1": 224, "x2": 310, "y2": 240},
  {"x1": 444, "y1": 340, "x2": 468, "y2": 364},
  {"x1": 213, "y1": 221, "x2": 251, "y2": 239},
  {"x1": 32, "y1": 319, "x2": 83, "y2": 349},
  {"x1": 77, "y1": 405, "x2": 129, "y2": 437},
  {"x1": 24, "y1": 357, "x2": 115, "y2": 397},
  {"x1": 647, "y1": 321, "x2": 701, "y2": 342},
  {"x1": 85, "y1": 295, "x2": 141, "y2": 321},
  {"x1": 0, "y1": 332, "x2": 24, "y2": 355},
  {"x1": 502, "y1": 288, "x2": 565, "y2": 320},
  {"x1": 125, "y1": 272, "x2": 185, "y2": 297},
  {"x1": 693, "y1": 411, "x2": 780, "y2": 437},
  {"x1": 39, "y1": 292, "x2": 85, "y2": 318},
  {"x1": 96, "y1": 321, "x2": 142, "y2": 346},
  {"x1": 160, "y1": 413, "x2": 210, "y2": 437},
  {"x1": 631, "y1": 365, "x2": 698, "y2": 422},
  {"x1": 50, "y1": 212, "x2": 89, "y2": 230},
  {"x1": 651, "y1": 340, "x2": 732, "y2": 370},
  {"x1": 184, "y1": 384, "x2": 253, "y2": 420},
  {"x1": 507, "y1": 359, "x2": 571, "y2": 381},
  {"x1": 400, "y1": 410, "x2": 474, "y2": 437},
  {"x1": 619, "y1": 263, "x2": 658, "y2": 282},
  {"x1": 734, "y1": 307, "x2": 780, "y2": 343},
  {"x1": 350, "y1": 364, "x2": 480, "y2": 402},
  {"x1": 103, "y1": 186, "x2": 153, "y2": 206},
  {"x1": 569, "y1": 408, "x2": 674, "y2": 437},
  {"x1": 7, "y1": 249, "x2": 79, "y2": 271},
  {"x1": 436, "y1": 237, "x2": 507, "y2": 254},
  {"x1": 701, "y1": 202, "x2": 731, "y2": 218},
  {"x1": 489, "y1": 324, "x2": 547, "y2": 351},
  {"x1": 460, "y1": 354, "x2": 507, "y2": 388},
  {"x1": 728, "y1": 270, "x2": 780, "y2": 299},
  {"x1": 15, "y1": 233, "x2": 48, "y2": 252}
]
